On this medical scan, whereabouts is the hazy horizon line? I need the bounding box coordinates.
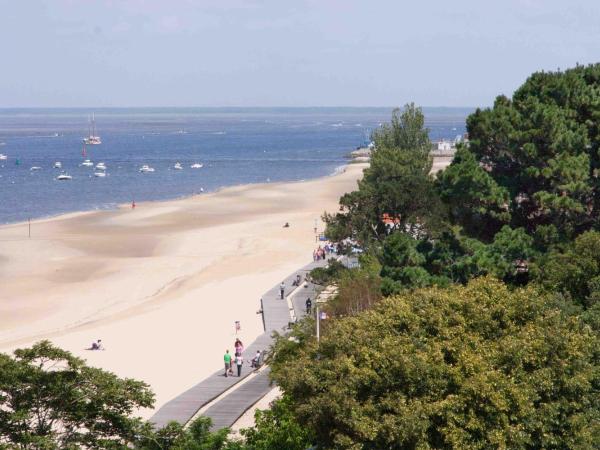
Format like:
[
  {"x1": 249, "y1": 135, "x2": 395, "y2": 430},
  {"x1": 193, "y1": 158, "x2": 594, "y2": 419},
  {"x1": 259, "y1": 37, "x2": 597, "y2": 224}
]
[{"x1": 0, "y1": 105, "x2": 481, "y2": 111}]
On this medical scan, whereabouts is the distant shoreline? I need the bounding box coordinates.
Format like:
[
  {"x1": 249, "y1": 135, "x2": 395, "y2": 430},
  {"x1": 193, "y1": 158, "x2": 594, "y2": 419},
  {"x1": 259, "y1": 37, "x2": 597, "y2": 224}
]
[
  {"x1": 0, "y1": 107, "x2": 467, "y2": 225},
  {"x1": 0, "y1": 106, "x2": 478, "y2": 113},
  {"x1": 0, "y1": 162, "x2": 351, "y2": 229}
]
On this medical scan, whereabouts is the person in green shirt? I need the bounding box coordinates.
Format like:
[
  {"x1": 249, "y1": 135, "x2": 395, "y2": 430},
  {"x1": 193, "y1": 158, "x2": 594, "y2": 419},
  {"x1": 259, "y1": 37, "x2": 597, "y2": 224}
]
[{"x1": 224, "y1": 350, "x2": 232, "y2": 377}]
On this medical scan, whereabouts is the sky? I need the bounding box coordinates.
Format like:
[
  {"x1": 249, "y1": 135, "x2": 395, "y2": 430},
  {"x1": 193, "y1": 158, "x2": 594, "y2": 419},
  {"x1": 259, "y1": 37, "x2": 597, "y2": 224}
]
[{"x1": 0, "y1": 0, "x2": 599, "y2": 108}]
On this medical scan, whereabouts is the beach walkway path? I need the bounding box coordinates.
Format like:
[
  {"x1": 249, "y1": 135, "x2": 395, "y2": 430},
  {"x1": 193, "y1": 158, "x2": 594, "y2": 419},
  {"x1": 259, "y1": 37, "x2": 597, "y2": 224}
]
[{"x1": 149, "y1": 257, "x2": 329, "y2": 430}]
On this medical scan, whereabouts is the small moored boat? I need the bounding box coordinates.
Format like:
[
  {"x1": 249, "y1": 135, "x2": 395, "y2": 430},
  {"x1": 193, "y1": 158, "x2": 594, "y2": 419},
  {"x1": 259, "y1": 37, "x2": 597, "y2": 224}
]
[
  {"x1": 139, "y1": 165, "x2": 155, "y2": 173},
  {"x1": 54, "y1": 162, "x2": 62, "y2": 169},
  {"x1": 173, "y1": 162, "x2": 183, "y2": 170},
  {"x1": 56, "y1": 173, "x2": 72, "y2": 180},
  {"x1": 190, "y1": 163, "x2": 203, "y2": 169}
]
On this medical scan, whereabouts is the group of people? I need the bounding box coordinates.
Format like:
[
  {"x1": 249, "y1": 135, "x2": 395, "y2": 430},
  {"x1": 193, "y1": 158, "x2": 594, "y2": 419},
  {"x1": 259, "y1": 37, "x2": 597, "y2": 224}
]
[
  {"x1": 224, "y1": 339, "x2": 262, "y2": 377},
  {"x1": 313, "y1": 243, "x2": 336, "y2": 261}
]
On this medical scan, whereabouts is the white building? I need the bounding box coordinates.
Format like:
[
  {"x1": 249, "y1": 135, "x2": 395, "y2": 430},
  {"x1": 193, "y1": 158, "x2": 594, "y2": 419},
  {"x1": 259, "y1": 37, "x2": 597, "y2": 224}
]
[{"x1": 437, "y1": 140, "x2": 453, "y2": 152}]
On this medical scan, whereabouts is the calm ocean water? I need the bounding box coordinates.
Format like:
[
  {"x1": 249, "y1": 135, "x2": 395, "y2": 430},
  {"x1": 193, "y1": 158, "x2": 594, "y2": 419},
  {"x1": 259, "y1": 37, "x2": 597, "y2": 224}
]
[{"x1": 0, "y1": 108, "x2": 471, "y2": 224}]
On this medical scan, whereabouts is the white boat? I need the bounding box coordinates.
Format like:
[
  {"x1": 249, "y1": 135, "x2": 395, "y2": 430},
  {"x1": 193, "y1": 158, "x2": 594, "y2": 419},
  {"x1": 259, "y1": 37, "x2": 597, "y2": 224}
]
[
  {"x1": 95, "y1": 162, "x2": 107, "y2": 170},
  {"x1": 82, "y1": 113, "x2": 101, "y2": 145},
  {"x1": 56, "y1": 173, "x2": 72, "y2": 180},
  {"x1": 94, "y1": 171, "x2": 106, "y2": 177},
  {"x1": 190, "y1": 163, "x2": 203, "y2": 169},
  {"x1": 80, "y1": 159, "x2": 94, "y2": 167},
  {"x1": 173, "y1": 162, "x2": 183, "y2": 170},
  {"x1": 30, "y1": 166, "x2": 41, "y2": 171},
  {"x1": 54, "y1": 162, "x2": 62, "y2": 169},
  {"x1": 83, "y1": 135, "x2": 101, "y2": 145},
  {"x1": 139, "y1": 165, "x2": 155, "y2": 173},
  {"x1": 0, "y1": 154, "x2": 7, "y2": 160}
]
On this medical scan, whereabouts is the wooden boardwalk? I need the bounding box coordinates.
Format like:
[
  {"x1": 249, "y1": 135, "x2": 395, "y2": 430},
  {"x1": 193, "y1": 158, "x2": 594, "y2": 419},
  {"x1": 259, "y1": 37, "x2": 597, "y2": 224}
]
[
  {"x1": 291, "y1": 277, "x2": 321, "y2": 321},
  {"x1": 202, "y1": 367, "x2": 273, "y2": 430},
  {"x1": 149, "y1": 258, "x2": 328, "y2": 429}
]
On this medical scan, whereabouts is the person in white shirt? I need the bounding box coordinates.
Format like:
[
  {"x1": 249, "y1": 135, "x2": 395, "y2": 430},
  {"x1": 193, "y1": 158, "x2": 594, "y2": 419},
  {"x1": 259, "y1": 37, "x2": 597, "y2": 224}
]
[
  {"x1": 235, "y1": 354, "x2": 244, "y2": 377},
  {"x1": 251, "y1": 350, "x2": 261, "y2": 369}
]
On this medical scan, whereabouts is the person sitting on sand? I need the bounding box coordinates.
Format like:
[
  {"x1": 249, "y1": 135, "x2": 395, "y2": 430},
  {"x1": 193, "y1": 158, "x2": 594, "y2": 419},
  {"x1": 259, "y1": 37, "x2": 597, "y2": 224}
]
[
  {"x1": 90, "y1": 339, "x2": 104, "y2": 350},
  {"x1": 283, "y1": 222, "x2": 290, "y2": 228}
]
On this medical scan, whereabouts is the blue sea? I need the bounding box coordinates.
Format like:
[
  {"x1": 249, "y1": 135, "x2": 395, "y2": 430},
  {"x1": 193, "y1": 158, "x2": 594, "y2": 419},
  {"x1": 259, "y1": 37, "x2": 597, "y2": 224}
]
[{"x1": 0, "y1": 107, "x2": 471, "y2": 224}]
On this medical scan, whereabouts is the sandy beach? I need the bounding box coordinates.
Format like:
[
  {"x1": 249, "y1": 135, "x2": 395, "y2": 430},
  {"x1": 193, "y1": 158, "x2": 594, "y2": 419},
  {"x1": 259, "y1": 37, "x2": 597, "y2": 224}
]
[{"x1": 0, "y1": 163, "x2": 366, "y2": 417}]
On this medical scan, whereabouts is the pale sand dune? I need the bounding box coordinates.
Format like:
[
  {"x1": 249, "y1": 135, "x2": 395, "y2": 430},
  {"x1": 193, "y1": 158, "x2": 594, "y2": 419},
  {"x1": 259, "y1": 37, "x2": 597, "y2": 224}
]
[{"x1": 0, "y1": 164, "x2": 366, "y2": 418}]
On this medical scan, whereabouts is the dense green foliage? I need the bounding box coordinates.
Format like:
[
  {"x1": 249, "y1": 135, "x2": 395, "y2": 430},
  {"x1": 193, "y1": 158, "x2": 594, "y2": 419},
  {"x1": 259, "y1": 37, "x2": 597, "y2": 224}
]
[
  {"x1": 326, "y1": 266, "x2": 382, "y2": 317},
  {"x1": 535, "y1": 230, "x2": 600, "y2": 309},
  {"x1": 270, "y1": 278, "x2": 600, "y2": 449},
  {"x1": 239, "y1": 396, "x2": 313, "y2": 450},
  {"x1": 0, "y1": 343, "x2": 247, "y2": 450},
  {"x1": 324, "y1": 104, "x2": 441, "y2": 245},
  {"x1": 136, "y1": 417, "x2": 241, "y2": 450},
  {"x1": 0, "y1": 341, "x2": 154, "y2": 449},
  {"x1": 463, "y1": 65, "x2": 600, "y2": 239},
  {"x1": 436, "y1": 146, "x2": 510, "y2": 239},
  {"x1": 298, "y1": 65, "x2": 600, "y2": 448},
  {"x1": 325, "y1": 65, "x2": 600, "y2": 309},
  {"x1": 309, "y1": 259, "x2": 348, "y2": 285}
]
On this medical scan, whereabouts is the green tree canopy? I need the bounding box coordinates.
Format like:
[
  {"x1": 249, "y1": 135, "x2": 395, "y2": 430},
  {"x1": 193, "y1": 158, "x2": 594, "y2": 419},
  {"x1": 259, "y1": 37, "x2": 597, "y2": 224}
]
[
  {"x1": 0, "y1": 341, "x2": 154, "y2": 449},
  {"x1": 325, "y1": 104, "x2": 442, "y2": 245},
  {"x1": 238, "y1": 396, "x2": 312, "y2": 450},
  {"x1": 135, "y1": 416, "x2": 241, "y2": 450},
  {"x1": 459, "y1": 64, "x2": 600, "y2": 240},
  {"x1": 270, "y1": 278, "x2": 600, "y2": 449},
  {"x1": 536, "y1": 230, "x2": 600, "y2": 308},
  {"x1": 436, "y1": 146, "x2": 510, "y2": 239}
]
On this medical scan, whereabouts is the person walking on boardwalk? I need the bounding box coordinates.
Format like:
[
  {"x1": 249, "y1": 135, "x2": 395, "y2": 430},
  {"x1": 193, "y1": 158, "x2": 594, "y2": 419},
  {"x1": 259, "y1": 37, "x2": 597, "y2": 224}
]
[
  {"x1": 305, "y1": 297, "x2": 312, "y2": 315},
  {"x1": 235, "y1": 353, "x2": 243, "y2": 377},
  {"x1": 280, "y1": 281, "x2": 285, "y2": 299},
  {"x1": 234, "y1": 338, "x2": 244, "y2": 356},
  {"x1": 224, "y1": 350, "x2": 232, "y2": 377}
]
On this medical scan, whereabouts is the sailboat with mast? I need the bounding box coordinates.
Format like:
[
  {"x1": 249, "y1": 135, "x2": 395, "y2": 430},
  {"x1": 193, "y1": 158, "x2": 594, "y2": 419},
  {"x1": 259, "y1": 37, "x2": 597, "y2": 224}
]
[
  {"x1": 80, "y1": 142, "x2": 93, "y2": 167},
  {"x1": 83, "y1": 113, "x2": 102, "y2": 145}
]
